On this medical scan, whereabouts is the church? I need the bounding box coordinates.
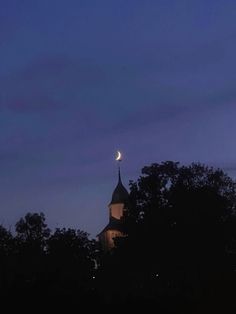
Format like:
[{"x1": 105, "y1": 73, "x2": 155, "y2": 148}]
[{"x1": 98, "y1": 155, "x2": 129, "y2": 251}]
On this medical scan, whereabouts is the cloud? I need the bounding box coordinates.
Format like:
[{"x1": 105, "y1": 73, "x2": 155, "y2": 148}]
[{"x1": 0, "y1": 55, "x2": 109, "y2": 114}]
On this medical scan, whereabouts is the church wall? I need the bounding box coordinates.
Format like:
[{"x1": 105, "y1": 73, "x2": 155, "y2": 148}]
[
  {"x1": 99, "y1": 229, "x2": 124, "y2": 251},
  {"x1": 109, "y1": 203, "x2": 124, "y2": 220},
  {"x1": 106, "y1": 229, "x2": 123, "y2": 249}
]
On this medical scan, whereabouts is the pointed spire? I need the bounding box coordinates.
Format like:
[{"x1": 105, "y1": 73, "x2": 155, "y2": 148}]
[
  {"x1": 115, "y1": 150, "x2": 122, "y2": 184},
  {"x1": 118, "y1": 164, "x2": 121, "y2": 183},
  {"x1": 110, "y1": 151, "x2": 129, "y2": 205}
]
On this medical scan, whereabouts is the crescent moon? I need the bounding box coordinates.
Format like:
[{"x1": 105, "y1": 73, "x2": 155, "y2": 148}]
[{"x1": 115, "y1": 151, "x2": 122, "y2": 161}]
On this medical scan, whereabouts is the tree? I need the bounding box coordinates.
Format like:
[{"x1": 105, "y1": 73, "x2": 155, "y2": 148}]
[
  {"x1": 46, "y1": 228, "x2": 96, "y2": 295},
  {"x1": 12, "y1": 213, "x2": 50, "y2": 293},
  {"x1": 98, "y1": 162, "x2": 236, "y2": 310},
  {"x1": 15, "y1": 212, "x2": 50, "y2": 246},
  {"x1": 0, "y1": 226, "x2": 14, "y2": 292},
  {"x1": 0, "y1": 225, "x2": 13, "y2": 257}
]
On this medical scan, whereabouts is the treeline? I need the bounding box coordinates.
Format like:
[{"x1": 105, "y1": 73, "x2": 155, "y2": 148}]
[
  {"x1": 0, "y1": 213, "x2": 97, "y2": 299},
  {"x1": 0, "y1": 162, "x2": 236, "y2": 313}
]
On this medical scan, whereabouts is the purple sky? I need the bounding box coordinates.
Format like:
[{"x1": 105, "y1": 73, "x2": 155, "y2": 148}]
[{"x1": 1, "y1": 0, "x2": 236, "y2": 237}]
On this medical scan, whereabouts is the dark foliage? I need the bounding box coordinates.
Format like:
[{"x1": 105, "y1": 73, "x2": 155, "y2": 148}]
[
  {"x1": 0, "y1": 212, "x2": 96, "y2": 305},
  {"x1": 0, "y1": 162, "x2": 236, "y2": 312},
  {"x1": 97, "y1": 162, "x2": 236, "y2": 312}
]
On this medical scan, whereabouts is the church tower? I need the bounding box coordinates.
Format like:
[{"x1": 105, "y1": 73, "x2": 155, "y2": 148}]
[{"x1": 98, "y1": 153, "x2": 129, "y2": 251}]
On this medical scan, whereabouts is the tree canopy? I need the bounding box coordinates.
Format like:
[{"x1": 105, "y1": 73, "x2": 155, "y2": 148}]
[{"x1": 98, "y1": 162, "x2": 236, "y2": 311}]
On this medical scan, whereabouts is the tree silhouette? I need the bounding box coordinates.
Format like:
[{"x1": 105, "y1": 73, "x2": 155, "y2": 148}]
[
  {"x1": 45, "y1": 228, "x2": 96, "y2": 296},
  {"x1": 15, "y1": 212, "x2": 50, "y2": 246},
  {"x1": 0, "y1": 225, "x2": 13, "y2": 256},
  {"x1": 0, "y1": 226, "x2": 14, "y2": 292},
  {"x1": 98, "y1": 162, "x2": 236, "y2": 311},
  {"x1": 10, "y1": 212, "x2": 51, "y2": 295}
]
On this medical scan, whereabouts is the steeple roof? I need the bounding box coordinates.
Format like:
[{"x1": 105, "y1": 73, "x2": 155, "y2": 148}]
[
  {"x1": 110, "y1": 167, "x2": 129, "y2": 205},
  {"x1": 98, "y1": 216, "x2": 125, "y2": 235}
]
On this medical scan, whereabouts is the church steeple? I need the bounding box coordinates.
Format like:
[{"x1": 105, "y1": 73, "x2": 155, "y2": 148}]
[
  {"x1": 118, "y1": 165, "x2": 121, "y2": 183},
  {"x1": 110, "y1": 161, "x2": 129, "y2": 205},
  {"x1": 97, "y1": 151, "x2": 129, "y2": 251}
]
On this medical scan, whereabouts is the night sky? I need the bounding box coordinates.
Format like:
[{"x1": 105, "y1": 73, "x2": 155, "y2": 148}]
[{"x1": 1, "y1": 0, "x2": 236, "y2": 237}]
